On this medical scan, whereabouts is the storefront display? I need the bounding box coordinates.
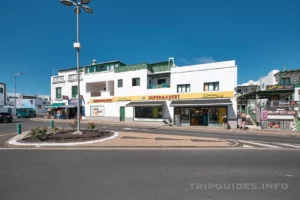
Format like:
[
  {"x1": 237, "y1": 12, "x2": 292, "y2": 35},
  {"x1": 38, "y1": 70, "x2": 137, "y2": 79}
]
[
  {"x1": 174, "y1": 107, "x2": 228, "y2": 126},
  {"x1": 134, "y1": 107, "x2": 163, "y2": 119}
]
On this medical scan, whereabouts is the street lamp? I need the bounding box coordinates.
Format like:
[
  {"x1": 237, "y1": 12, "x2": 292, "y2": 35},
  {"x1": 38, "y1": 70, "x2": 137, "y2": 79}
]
[
  {"x1": 14, "y1": 72, "x2": 23, "y2": 108},
  {"x1": 60, "y1": 0, "x2": 93, "y2": 134}
]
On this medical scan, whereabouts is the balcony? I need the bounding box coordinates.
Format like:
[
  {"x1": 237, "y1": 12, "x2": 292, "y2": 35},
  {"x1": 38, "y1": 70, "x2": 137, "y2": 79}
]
[
  {"x1": 68, "y1": 74, "x2": 83, "y2": 82},
  {"x1": 89, "y1": 90, "x2": 114, "y2": 98},
  {"x1": 52, "y1": 76, "x2": 65, "y2": 84},
  {"x1": 148, "y1": 83, "x2": 170, "y2": 89}
]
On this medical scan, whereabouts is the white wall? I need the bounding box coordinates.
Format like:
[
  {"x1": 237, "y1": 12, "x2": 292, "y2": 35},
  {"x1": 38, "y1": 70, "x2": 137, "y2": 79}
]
[
  {"x1": 172, "y1": 61, "x2": 237, "y2": 93},
  {"x1": 259, "y1": 70, "x2": 279, "y2": 90}
]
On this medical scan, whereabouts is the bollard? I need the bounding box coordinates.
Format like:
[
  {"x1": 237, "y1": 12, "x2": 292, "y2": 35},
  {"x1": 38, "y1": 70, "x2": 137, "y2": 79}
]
[
  {"x1": 50, "y1": 120, "x2": 54, "y2": 129},
  {"x1": 17, "y1": 123, "x2": 22, "y2": 135}
]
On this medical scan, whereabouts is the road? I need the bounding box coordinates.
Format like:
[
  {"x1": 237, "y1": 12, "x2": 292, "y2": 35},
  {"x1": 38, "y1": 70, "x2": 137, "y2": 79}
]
[
  {"x1": 0, "y1": 149, "x2": 299, "y2": 200},
  {"x1": 1, "y1": 118, "x2": 300, "y2": 148}
]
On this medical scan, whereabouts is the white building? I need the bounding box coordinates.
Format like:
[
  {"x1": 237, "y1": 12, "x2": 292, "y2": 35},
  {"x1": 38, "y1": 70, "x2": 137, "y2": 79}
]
[
  {"x1": 51, "y1": 58, "x2": 238, "y2": 127},
  {"x1": 0, "y1": 82, "x2": 7, "y2": 107},
  {"x1": 7, "y1": 93, "x2": 50, "y2": 113}
]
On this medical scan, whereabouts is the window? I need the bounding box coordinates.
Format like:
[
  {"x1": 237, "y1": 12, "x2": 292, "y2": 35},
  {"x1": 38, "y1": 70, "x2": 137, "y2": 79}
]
[
  {"x1": 96, "y1": 66, "x2": 100, "y2": 72},
  {"x1": 56, "y1": 87, "x2": 62, "y2": 99},
  {"x1": 89, "y1": 67, "x2": 95, "y2": 73},
  {"x1": 135, "y1": 107, "x2": 163, "y2": 119},
  {"x1": 0, "y1": 88, "x2": 3, "y2": 94},
  {"x1": 132, "y1": 78, "x2": 140, "y2": 86},
  {"x1": 38, "y1": 105, "x2": 41, "y2": 109},
  {"x1": 100, "y1": 66, "x2": 106, "y2": 71},
  {"x1": 281, "y1": 78, "x2": 290, "y2": 85},
  {"x1": 177, "y1": 84, "x2": 190, "y2": 93},
  {"x1": 158, "y1": 79, "x2": 166, "y2": 85},
  {"x1": 118, "y1": 79, "x2": 123, "y2": 88},
  {"x1": 204, "y1": 82, "x2": 219, "y2": 91},
  {"x1": 72, "y1": 86, "x2": 78, "y2": 98}
]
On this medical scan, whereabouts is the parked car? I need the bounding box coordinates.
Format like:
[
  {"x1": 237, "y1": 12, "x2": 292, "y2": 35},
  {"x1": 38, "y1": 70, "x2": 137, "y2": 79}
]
[
  {"x1": 0, "y1": 112, "x2": 13, "y2": 123},
  {"x1": 16, "y1": 108, "x2": 36, "y2": 118}
]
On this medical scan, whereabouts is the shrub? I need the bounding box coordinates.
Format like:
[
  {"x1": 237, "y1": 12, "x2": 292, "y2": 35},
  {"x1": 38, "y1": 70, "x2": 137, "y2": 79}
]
[
  {"x1": 52, "y1": 126, "x2": 59, "y2": 134},
  {"x1": 88, "y1": 122, "x2": 96, "y2": 131},
  {"x1": 69, "y1": 120, "x2": 78, "y2": 130},
  {"x1": 30, "y1": 127, "x2": 48, "y2": 141}
]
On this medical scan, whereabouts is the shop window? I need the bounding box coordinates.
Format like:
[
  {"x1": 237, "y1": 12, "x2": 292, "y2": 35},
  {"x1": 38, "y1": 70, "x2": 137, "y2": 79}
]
[
  {"x1": 72, "y1": 86, "x2": 78, "y2": 98},
  {"x1": 204, "y1": 82, "x2": 219, "y2": 91},
  {"x1": 135, "y1": 107, "x2": 162, "y2": 119},
  {"x1": 118, "y1": 79, "x2": 123, "y2": 88},
  {"x1": 281, "y1": 78, "x2": 290, "y2": 85},
  {"x1": 177, "y1": 84, "x2": 190, "y2": 93},
  {"x1": 132, "y1": 78, "x2": 140, "y2": 86},
  {"x1": 56, "y1": 87, "x2": 62, "y2": 99}
]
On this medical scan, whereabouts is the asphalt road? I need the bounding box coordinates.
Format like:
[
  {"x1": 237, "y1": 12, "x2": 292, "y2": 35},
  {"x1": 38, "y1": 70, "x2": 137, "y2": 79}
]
[
  {"x1": 0, "y1": 149, "x2": 299, "y2": 200},
  {"x1": 1, "y1": 118, "x2": 300, "y2": 145}
]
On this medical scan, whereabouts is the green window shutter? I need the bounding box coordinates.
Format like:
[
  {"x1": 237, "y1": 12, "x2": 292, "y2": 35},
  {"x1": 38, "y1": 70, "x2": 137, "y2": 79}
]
[
  {"x1": 137, "y1": 78, "x2": 140, "y2": 86},
  {"x1": 72, "y1": 86, "x2": 78, "y2": 98},
  {"x1": 56, "y1": 87, "x2": 62, "y2": 99}
]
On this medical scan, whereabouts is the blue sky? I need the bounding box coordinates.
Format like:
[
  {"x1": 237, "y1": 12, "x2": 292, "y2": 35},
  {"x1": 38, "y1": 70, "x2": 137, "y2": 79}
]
[{"x1": 0, "y1": 0, "x2": 299, "y2": 95}]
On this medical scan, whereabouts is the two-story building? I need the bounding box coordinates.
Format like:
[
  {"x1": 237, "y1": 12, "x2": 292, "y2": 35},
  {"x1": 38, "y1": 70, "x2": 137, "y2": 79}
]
[{"x1": 50, "y1": 58, "x2": 238, "y2": 127}]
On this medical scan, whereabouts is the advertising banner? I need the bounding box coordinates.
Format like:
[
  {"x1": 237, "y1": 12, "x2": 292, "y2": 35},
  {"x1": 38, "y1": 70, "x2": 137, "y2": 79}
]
[{"x1": 91, "y1": 106, "x2": 105, "y2": 117}]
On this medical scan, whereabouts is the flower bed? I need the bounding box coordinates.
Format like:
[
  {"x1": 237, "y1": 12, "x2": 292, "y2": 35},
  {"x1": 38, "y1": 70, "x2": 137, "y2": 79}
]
[{"x1": 20, "y1": 121, "x2": 113, "y2": 143}]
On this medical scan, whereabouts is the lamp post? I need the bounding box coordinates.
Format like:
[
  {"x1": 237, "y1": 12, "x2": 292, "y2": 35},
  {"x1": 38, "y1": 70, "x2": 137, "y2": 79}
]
[
  {"x1": 60, "y1": 0, "x2": 93, "y2": 134},
  {"x1": 14, "y1": 72, "x2": 23, "y2": 108}
]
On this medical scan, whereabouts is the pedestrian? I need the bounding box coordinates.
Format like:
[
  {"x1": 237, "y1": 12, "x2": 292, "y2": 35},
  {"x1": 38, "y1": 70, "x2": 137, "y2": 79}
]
[
  {"x1": 240, "y1": 113, "x2": 246, "y2": 130},
  {"x1": 222, "y1": 114, "x2": 228, "y2": 129}
]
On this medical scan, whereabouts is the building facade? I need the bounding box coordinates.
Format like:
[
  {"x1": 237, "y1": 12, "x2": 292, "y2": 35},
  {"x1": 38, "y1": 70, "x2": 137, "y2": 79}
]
[
  {"x1": 51, "y1": 58, "x2": 238, "y2": 127},
  {"x1": 0, "y1": 82, "x2": 7, "y2": 107},
  {"x1": 7, "y1": 93, "x2": 50, "y2": 113}
]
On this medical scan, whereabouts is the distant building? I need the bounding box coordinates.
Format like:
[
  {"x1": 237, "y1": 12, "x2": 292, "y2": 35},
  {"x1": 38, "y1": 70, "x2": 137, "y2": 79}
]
[
  {"x1": 7, "y1": 93, "x2": 50, "y2": 113},
  {"x1": 0, "y1": 82, "x2": 7, "y2": 107}
]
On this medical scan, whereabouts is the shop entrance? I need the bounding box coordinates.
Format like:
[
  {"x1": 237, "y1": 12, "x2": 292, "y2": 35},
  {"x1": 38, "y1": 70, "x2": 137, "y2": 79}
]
[
  {"x1": 174, "y1": 107, "x2": 228, "y2": 126},
  {"x1": 190, "y1": 108, "x2": 208, "y2": 126}
]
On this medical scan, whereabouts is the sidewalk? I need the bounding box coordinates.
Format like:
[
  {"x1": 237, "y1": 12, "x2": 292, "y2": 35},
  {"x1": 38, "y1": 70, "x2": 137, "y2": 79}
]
[{"x1": 31, "y1": 117, "x2": 300, "y2": 138}]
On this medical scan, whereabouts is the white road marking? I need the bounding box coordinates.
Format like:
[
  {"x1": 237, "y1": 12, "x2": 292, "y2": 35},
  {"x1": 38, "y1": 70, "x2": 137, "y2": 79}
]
[
  {"x1": 239, "y1": 140, "x2": 283, "y2": 148},
  {"x1": 0, "y1": 133, "x2": 17, "y2": 137},
  {"x1": 243, "y1": 145, "x2": 254, "y2": 148},
  {"x1": 273, "y1": 143, "x2": 300, "y2": 148}
]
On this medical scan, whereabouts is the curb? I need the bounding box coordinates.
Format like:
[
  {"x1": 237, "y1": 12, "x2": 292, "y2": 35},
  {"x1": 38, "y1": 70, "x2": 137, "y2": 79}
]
[{"x1": 7, "y1": 132, "x2": 119, "y2": 148}]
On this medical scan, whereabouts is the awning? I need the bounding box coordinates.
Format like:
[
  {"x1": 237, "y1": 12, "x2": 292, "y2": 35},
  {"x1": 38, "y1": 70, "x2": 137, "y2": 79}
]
[
  {"x1": 170, "y1": 99, "x2": 232, "y2": 107},
  {"x1": 46, "y1": 103, "x2": 65, "y2": 109},
  {"x1": 60, "y1": 105, "x2": 75, "y2": 108},
  {"x1": 125, "y1": 101, "x2": 165, "y2": 107}
]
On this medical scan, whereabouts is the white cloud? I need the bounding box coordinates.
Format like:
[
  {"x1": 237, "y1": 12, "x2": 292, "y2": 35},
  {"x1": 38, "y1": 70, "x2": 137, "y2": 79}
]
[
  {"x1": 193, "y1": 57, "x2": 216, "y2": 64},
  {"x1": 180, "y1": 58, "x2": 189, "y2": 64}
]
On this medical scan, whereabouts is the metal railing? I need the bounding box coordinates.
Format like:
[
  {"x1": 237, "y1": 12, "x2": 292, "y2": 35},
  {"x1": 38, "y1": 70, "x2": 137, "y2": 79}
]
[{"x1": 148, "y1": 83, "x2": 170, "y2": 89}]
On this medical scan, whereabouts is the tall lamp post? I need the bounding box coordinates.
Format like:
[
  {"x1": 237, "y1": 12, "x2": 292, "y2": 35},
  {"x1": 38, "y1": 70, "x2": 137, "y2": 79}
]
[
  {"x1": 60, "y1": 0, "x2": 93, "y2": 134},
  {"x1": 14, "y1": 72, "x2": 23, "y2": 108}
]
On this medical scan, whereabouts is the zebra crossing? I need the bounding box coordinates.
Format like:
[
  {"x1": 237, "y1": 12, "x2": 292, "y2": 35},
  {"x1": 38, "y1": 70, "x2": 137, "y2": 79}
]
[{"x1": 238, "y1": 140, "x2": 300, "y2": 149}]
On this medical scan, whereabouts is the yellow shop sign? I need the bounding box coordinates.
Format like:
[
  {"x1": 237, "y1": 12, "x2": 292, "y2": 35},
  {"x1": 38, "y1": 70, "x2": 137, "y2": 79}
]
[{"x1": 89, "y1": 91, "x2": 234, "y2": 103}]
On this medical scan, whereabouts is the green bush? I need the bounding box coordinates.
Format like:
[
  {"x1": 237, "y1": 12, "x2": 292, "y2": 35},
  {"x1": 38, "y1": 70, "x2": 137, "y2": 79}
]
[{"x1": 30, "y1": 127, "x2": 48, "y2": 141}]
